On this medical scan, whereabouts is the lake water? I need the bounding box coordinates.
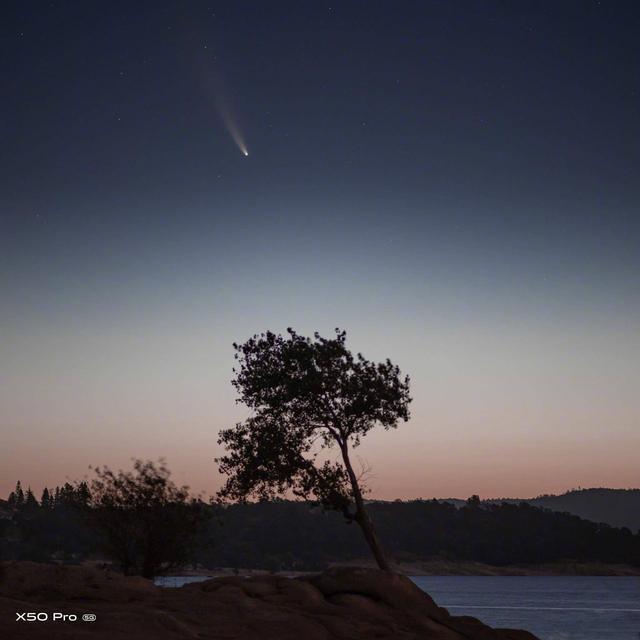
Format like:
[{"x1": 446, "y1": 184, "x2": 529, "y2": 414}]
[
  {"x1": 155, "y1": 575, "x2": 640, "y2": 639},
  {"x1": 412, "y1": 576, "x2": 640, "y2": 640}
]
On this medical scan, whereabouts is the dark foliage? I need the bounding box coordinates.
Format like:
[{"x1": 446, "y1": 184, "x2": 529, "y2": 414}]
[
  {"x1": 2, "y1": 493, "x2": 639, "y2": 571},
  {"x1": 216, "y1": 328, "x2": 411, "y2": 570},
  {"x1": 0, "y1": 481, "x2": 93, "y2": 563},
  {"x1": 86, "y1": 460, "x2": 210, "y2": 577},
  {"x1": 199, "y1": 499, "x2": 640, "y2": 571}
]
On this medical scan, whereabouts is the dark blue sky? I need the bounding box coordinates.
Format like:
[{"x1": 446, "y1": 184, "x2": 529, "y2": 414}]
[{"x1": 1, "y1": 1, "x2": 639, "y2": 497}]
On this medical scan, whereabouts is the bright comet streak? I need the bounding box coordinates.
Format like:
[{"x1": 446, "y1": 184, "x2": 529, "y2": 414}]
[
  {"x1": 218, "y1": 105, "x2": 249, "y2": 157},
  {"x1": 200, "y1": 59, "x2": 249, "y2": 157}
]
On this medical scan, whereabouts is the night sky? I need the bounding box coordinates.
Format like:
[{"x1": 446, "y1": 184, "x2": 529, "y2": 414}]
[{"x1": 2, "y1": 1, "x2": 639, "y2": 498}]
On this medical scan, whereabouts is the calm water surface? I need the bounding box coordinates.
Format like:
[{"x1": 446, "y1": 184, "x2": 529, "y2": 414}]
[
  {"x1": 156, "y1": 575, "x2": 640, "y2": 640},
  {"x1": 412, "y1": 576, "x2": 640, "y2": 640}
]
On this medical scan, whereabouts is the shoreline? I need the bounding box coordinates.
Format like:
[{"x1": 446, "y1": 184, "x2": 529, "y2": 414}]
[{"x1": 161, "y1": 559, "x2": 640, "y2": 578}]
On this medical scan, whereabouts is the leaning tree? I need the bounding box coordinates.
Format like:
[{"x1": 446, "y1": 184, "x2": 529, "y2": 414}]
[{"x1": 216, "y1": 328, "x2": 411, "y2": 571}]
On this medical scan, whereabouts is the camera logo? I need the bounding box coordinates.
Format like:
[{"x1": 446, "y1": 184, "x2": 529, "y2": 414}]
[{"x1": 82, "y1": 614, "x2": 97, "y2": 622}]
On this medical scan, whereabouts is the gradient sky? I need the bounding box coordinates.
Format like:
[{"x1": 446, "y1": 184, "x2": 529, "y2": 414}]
[{"x1": 2, "y1": 1, "x2": 639, "y2": 500}]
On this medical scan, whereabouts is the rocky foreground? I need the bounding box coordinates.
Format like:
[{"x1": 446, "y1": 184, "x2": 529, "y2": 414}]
[{"x1": 0, "y1": 561, "x2": 538, "y2": 639}]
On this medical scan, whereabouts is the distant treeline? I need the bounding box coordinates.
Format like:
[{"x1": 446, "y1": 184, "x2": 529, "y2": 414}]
[
  {"x1": 206, "y1": 497, "x2": 640, "y2": 570},
  {"x1": 0, "y1": 482, "x2": 95, "y2": 563},
  {"x1": 511, "y1": 488, "x2": 640, "y2": 533},
  {"x1": 428, "y1": 489, "x2": 640, "y2": 533},
  {"x1": 1, "y1": 484, "x2": 639, "y2": 571}
]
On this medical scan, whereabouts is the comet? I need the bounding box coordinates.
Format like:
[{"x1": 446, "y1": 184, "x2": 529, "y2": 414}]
[
  {"x1": 200, "y1": 58, "x2": 249, "y2": 157},
  {"x1": 217, "y1": 100, "x2": 249, "y2": 157}
]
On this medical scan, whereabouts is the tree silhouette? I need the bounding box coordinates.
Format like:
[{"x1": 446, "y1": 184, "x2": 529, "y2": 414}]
[
  {"x1": 24, "y1": 487, "x2": 38, "y2": 510},
  {"x1": 74, "y1": 481, "x2": 91, "y2": 508},
  {"x1": 86, "y1": 459, "x2": 209, "y2": 577},
  {"x1": 9, "y1": 480, "x2": 24, "y2": 509},
  {"x1": 40, "y1": 487, "x2": 51, "y2": 509},
  {"x1": 216, "y1": 328, "x2": 411, "y2": 571}
]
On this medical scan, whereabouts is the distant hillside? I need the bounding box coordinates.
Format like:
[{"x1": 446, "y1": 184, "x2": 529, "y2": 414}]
[
  {"x1": 438, "y1": 489, "x2": 640, "y2": 533},
  {"x1": 523, "y1": 489, "x2": 640, "y2": 533}
]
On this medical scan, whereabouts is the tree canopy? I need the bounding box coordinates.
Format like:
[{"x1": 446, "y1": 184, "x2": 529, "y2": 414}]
[{"x1": 216, "y1": 328, "x2": 411, "y2": 570}]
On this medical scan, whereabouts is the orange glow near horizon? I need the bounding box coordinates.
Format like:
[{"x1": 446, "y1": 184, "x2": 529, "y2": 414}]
[{"x1": 2, "y1": 249, "x2": 639, "y2": 500}]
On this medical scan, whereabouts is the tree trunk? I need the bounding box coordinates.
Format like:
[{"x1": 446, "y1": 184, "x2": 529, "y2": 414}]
[{"x1": 339, "y1": 441, "x2": 391, "y2": 571}]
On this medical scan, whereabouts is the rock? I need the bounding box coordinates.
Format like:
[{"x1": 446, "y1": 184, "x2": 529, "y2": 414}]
[
  {"x1": 307, "y1": 565, "x2": 441, "y2": 612},
  {"x1": 0, "y1": 561, "x2": 157, "y2": 603},
  {"x1": 0, "y1": 562, "x2": 539, "y2": 639}
]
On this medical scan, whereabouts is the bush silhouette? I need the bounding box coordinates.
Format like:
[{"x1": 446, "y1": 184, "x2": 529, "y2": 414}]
[{"x1": 86, "y1": 459, "x2": 209, "y2": 577}]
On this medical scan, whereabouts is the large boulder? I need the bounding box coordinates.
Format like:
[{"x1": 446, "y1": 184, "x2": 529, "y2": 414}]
[{"x1": 0, "y1": 562, "x2": 539, "y2": 639}]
